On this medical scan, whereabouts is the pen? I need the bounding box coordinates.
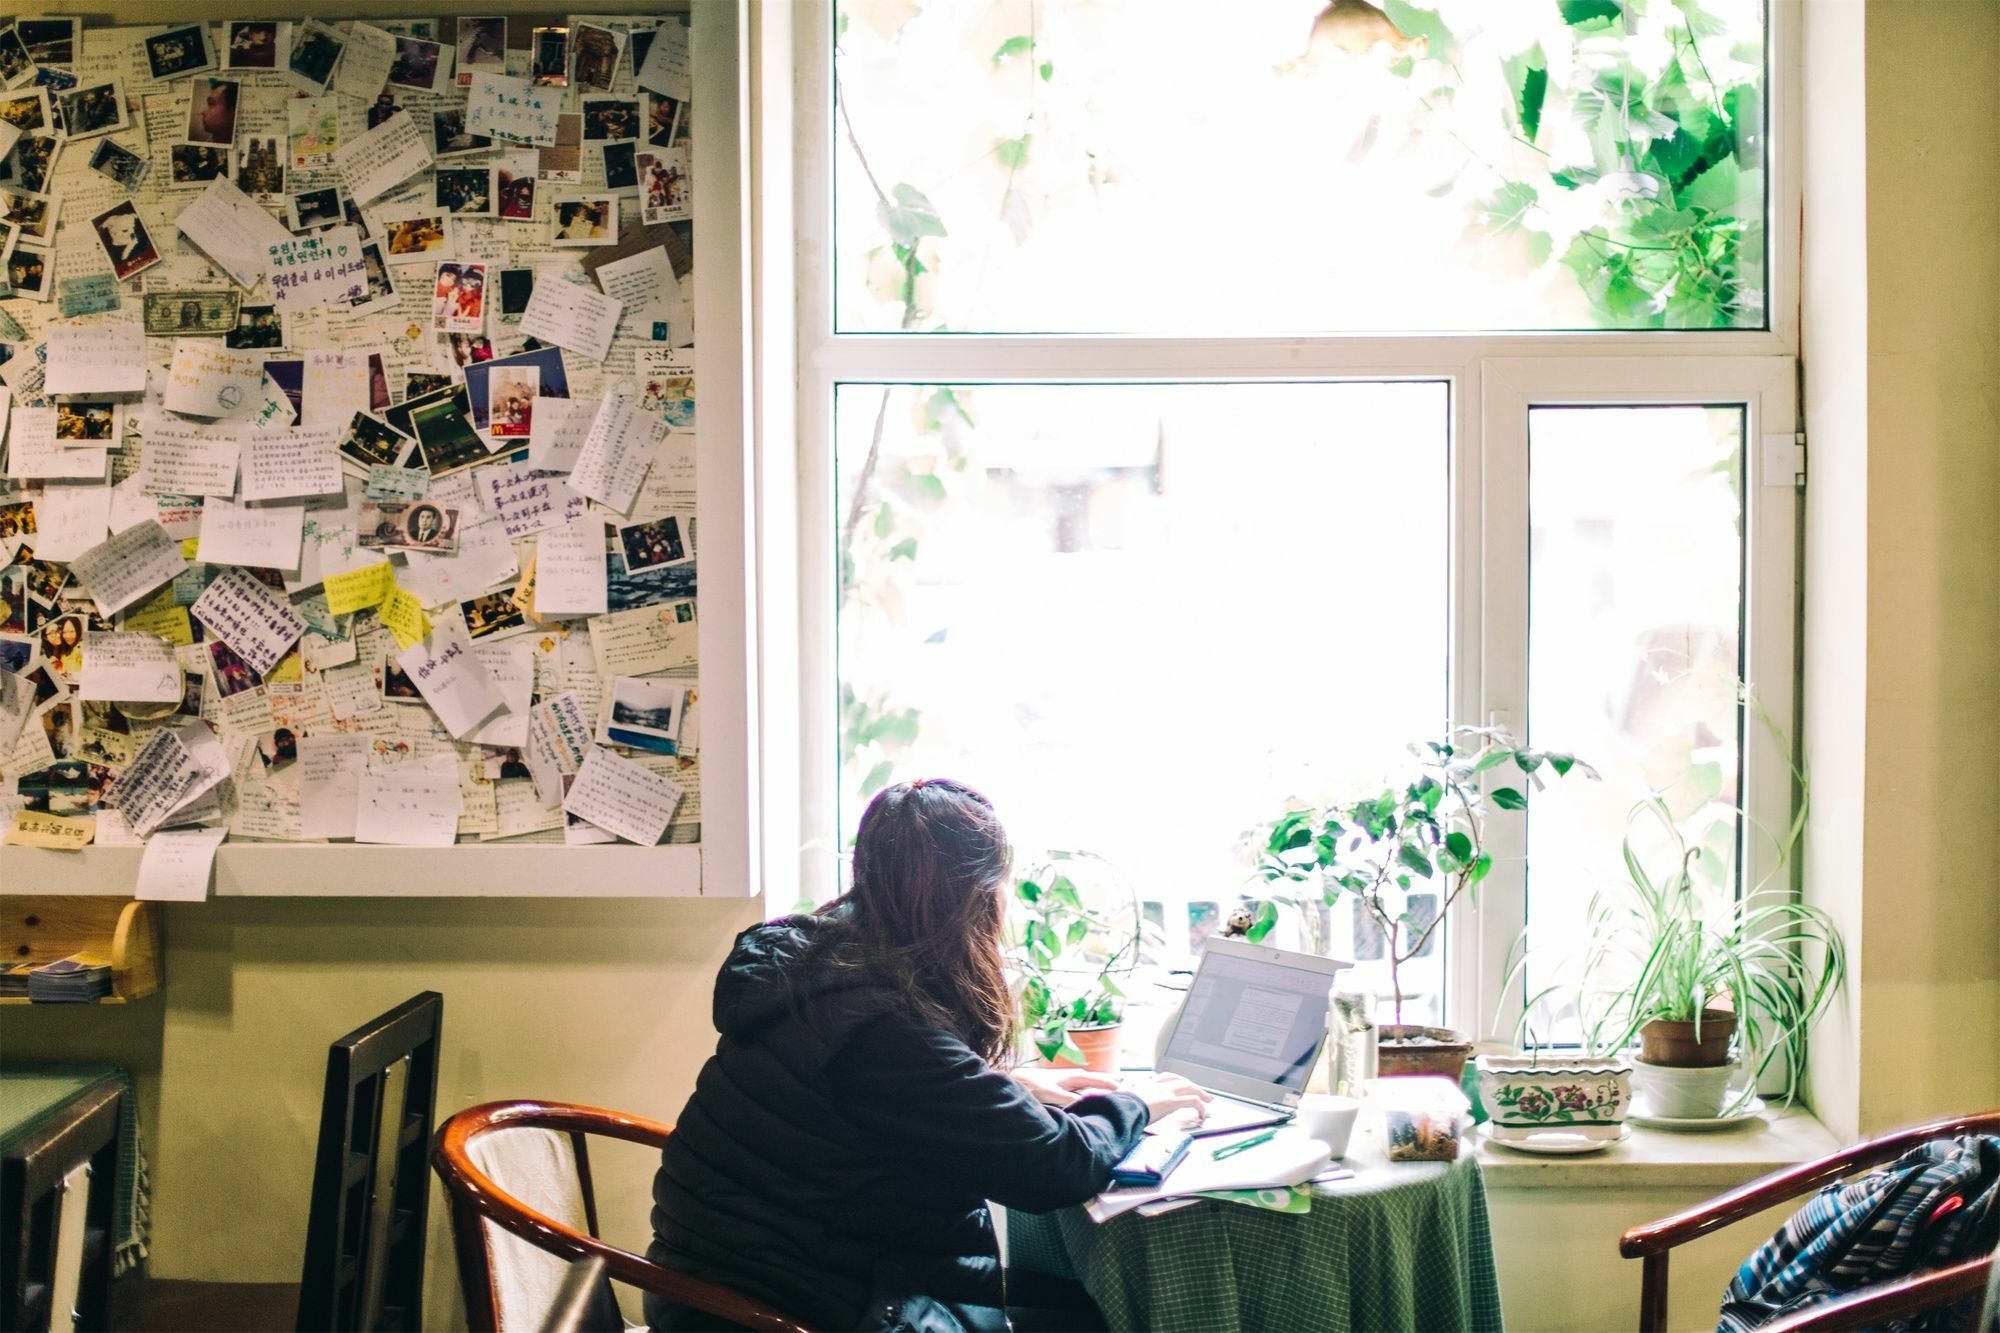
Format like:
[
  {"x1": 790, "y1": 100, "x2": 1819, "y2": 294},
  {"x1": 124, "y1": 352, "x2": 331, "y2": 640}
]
[{"x1": 1210, "y1": 1127, "x2": 1278, "y2": 1161}]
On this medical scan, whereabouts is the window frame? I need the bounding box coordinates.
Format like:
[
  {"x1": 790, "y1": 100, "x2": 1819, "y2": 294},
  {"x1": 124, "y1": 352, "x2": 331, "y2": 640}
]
[{"x1": 752, "y1": 0, "x2": 1805, "y2": 1034}]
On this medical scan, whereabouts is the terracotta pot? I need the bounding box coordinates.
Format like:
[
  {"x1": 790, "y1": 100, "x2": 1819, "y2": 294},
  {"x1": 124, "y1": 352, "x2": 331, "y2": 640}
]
[
  {"x1": 1047, "y1": 1023, "x2": 1123, "y2": 1073},
  {"x1": 1638, "y1": 1012, "x2": 1737, "y2": 1068},
  {"x1": 1376, "y1": 1025, "x2": 1474, "y2": 1083}
]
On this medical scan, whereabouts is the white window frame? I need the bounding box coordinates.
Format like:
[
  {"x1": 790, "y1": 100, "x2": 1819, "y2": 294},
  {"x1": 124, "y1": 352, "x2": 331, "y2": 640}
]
[{"x1": 751, "y1": 0, "x2": 1804, "y2": 1036}]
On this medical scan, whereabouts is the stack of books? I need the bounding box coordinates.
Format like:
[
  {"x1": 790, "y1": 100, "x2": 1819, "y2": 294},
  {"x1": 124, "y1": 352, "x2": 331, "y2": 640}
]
[
  {"x1": 0, "y1": 959, "x2": 36, "y2": 999},
  {"x1": 26, "y1": 954, "x2": 114, "y2": 1002}
]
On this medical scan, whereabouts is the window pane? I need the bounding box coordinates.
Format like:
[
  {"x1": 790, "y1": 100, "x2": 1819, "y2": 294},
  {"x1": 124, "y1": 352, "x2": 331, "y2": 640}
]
[
  {"x1": 1525, "y1": 406, "x2": 1745, "y2": 1039},
  {"x1": 834, "y1": 1, "x2": 1767, "y2": 334},
  {"x1": 836, "y1": 382, "x2": 1448, "y2": 1015}
]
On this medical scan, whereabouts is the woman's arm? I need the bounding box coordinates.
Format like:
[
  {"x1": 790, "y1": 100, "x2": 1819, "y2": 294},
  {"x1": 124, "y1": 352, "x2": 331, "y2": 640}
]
[{"x1": 828, "y1": 1018, "x2": 1148, "y2": 1213}]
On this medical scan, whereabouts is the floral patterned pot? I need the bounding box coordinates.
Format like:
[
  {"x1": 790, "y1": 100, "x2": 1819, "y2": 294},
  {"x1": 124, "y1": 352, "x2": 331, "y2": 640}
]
[{"x1": 1476, "y1": 1056, "x2": 1633, "y2": 1142}]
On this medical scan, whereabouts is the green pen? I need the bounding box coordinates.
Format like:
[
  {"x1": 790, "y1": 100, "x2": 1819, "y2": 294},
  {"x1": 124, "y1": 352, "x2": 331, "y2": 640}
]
[{"x1": 1209, "y1": 1127, "x2": 1279, "y2": 1161}]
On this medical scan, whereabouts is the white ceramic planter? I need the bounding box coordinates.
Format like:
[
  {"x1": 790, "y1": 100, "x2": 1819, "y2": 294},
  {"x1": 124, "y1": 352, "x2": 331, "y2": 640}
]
[
  {"x1": 1632, "y1": 1057, "x2": 1740, "y2": 1119},
  {"x1": 1476, "y1": 1056, "x2": 1633, "y2": 1143}
]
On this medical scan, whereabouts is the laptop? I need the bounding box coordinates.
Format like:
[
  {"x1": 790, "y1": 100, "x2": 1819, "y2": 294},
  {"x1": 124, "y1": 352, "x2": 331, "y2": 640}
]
[{"x1": 1150, "y1": 937, "x2": 1349, "y2": 1137}]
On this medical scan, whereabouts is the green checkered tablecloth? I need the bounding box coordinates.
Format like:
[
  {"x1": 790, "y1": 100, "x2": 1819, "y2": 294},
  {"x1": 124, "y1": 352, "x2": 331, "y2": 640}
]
[{"x1": 1005, "y1": 1137, "x2": 1503, "y2": 1333}]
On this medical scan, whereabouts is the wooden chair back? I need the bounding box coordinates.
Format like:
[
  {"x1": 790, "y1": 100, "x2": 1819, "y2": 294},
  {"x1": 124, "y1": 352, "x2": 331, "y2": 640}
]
[
  {"x1": 297, "y1": 992, "x2": 445, "y2": 1333},
  {"x1": 430, "y1": 1099, "x2": 814, "y2": 1333},
  {"x1": 0, "y1": 1075, "x2": 123, "y2": 1333},
  {"x1": 1620, "y1": 1109, "x2": 2000, "y2": 1332}
]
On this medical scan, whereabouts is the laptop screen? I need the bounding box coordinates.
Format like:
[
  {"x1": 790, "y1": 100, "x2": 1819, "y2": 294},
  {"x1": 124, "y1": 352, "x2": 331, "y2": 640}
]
[{"x1": 1161, "y1": 948, "x2": 1335, "y2": 1093}]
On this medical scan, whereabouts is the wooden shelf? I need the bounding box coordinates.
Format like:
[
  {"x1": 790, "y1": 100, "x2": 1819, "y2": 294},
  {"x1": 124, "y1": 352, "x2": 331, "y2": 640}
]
[{"x1": 1, "y1": 897, "x2": 162, "y2": 1003}]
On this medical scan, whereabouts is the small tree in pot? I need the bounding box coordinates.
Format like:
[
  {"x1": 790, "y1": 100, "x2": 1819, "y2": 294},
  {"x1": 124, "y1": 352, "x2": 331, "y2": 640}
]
[
  {"x1": 1255, "y1": 727, "x2": 1595, "y2": 1082},
  {"x1": 1007, "y1": 853, "x2": 1142, "y2": 1072}
]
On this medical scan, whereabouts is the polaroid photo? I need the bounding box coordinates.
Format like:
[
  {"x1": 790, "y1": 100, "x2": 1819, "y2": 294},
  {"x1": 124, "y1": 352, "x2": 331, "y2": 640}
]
[
  {"x1": 0, "y1": 185, "x2": 55, "y2": 242},
  {"x1": 431, "y1": 107, "x2": 492, "y2": 159},
  {"x1": 0, "y1": 632, "x2": 31, "y2": 675},
  {"x1": 601, "y1": 676, "x2": 685, "y2": 755},
  {"x1": 208, "y1": 639, "x2": 260, "y2": 697},
  {"x1": 637, "y1": 147, "x2": 691, "y2": 225},
  {"x1": 346, "y1": 240, "x2": 397, "y2": 313},
  {"x1": 237, "y1": 135, "x2": 285, "y2": 201},
  {"x1": 434, "y1": 165, "x2": 495, "y2": 217},
  {"x1": 432, "y1": 261, "x2": 487, "y2": 333},
  {"x1": 486, "y1": 365, "x2": 537, "y2": 439},
  {"x1": 460, "y1": 591, "x2": 525, "y2": 641},
  {"x1": 444, "y1": 332, "x2": 494, "y2": 368},
  {"x1": 255, "y1": 727, "x2": 298, "y2": 772},
  {"x1": 287, "y1": 184, "x2": 345, "y2": 232},
  {"x1": 1, "y1": 134, "x2": 59, "y2": 193},
  {"x1": 226, "y1": 304, "x2": 284, "y2": 350},
  {"x1": 358, "y1": 500, "x2": 459, "y2": 554},
  {"x1": 496, "y1": 158, "x2": 536, "y2": 221},
  {"x1": 647, "y1": 93, "x2": 683, "y2": 148},
  {"x1": 570, "y1": 24, "x2": 623, "y2": 94},
  {"x1": 335, "y1": 411, "x2": 412, "y2": 471},
  {"x1": 288, "y1": 20, "x2": 348, "y2": 94},
  {"x1": 55, "y1": 80, "x2": 128, "y2": 142},
  {"x1": 182, "y1": 77, "x2": 237, "y2": 147},
  {"x1": 168, "y1": 143, "x2": 231, "y2": 188},
  {"x1": 405, "y1": 372, "x2": 451, "y2": 401},
  {"x1": 87, "y1": 138, "x2": 147, "y2": 192},
  {"x1": 53, "y1": 401, "x2": 115, "y2": 442},
  {"x1": 224, "y1": 21, "x2": 285, "y2": 72},
  {"x1": 379, "y1": 208, "x2": 451, "y2": 264},
  {"x1": 456, "y1": 18, "x2": 506, "y2": 88},
  {"x1": 530, "y1": 27, "x2": 570, "y2": 87},
  {"x1": 407, "y1": 384, "x2": 491, "y2": 477},
  {"x1": 15, "y1": 19, "x2": 78, "y2": 69},
  {"x1": 0, "y1": 26, "x2": 31, "y2": 88},
  {"x1": 388, "y1": 36, "x2": 448, "y2": 92},
  {"x1": 89, "y1": 200, "x2": 161, "y2": 281},
  {"x1": 582, "y1": 97, "x2": 640, "y2": 143},
  {"x1": 602, "y1": 142, "x2": 638, "y2": 194},
  {"x1": 144, "y1": 24, "x2": 215, "y2": 81},
  {"x1": 362, "y1": 95, "x2": 403, "y2": 134},
  {"x1": 462, "y1": 344, "x2": 567, "y2": 433},
  {"x1": 496, "y1": 267, "x2": 534, "y2": 324},
  {"x1": 550, "y1": 195, "x2": 617, "y2": 247},
  {"x1": 0, "y1": 89, "x2": 51, "y2": 138},
  {"x1": 616, "y1": 514, "x2": 690, "y2": 573}
]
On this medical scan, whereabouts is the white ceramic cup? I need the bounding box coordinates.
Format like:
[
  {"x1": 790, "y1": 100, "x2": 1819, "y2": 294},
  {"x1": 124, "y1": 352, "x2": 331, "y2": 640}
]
[{"x1": 1295, "y1": 1093, "x2": 1361, "y2": 1158}]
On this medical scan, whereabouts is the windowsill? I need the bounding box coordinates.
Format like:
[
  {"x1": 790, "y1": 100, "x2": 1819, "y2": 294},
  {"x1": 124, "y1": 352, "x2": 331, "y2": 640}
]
[{"x1": 1476, "y1": 1103, "x2": 1840, "y2": 1190}]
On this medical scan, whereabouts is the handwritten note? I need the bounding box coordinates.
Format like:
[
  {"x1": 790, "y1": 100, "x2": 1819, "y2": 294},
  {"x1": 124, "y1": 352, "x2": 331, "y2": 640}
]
[
  {"x1": 136, "y1": 827, "x2": 228, "y2": 901},
  {"x1": 333, "y1": 22, "x2": 397, "y2": 100},
  {"x1": 519, "y1": 279, "x2": 623, "y2": 363},
  {"x1": 267, "y1": 226, "x2": 367, "y2": 307},
  {"x1": 192, "y1": 567, "x2": 307, "y2": 675},
  {"x1": 396, "y1": 623, "x2": 505, "y2": 738},
  {"x1": 298, "y1": 734, "x2": 367, "y2": 838},
  {"x1": 635, "y1": 23, "x2": 692, "y2": 100},
  {"x1": 355, "y1": 755, "x2": 461, "y2": 846},
  {"x1": 322, "y1": 560, "x2": 395, "y2": 615},
  {"x1": 196, "y1": 497, "x2": 305, "y2": 568},
  {"x1": 174, "y1": 178, "x2": 294, "y2": 290},
  {"x1": 568, "y1": 396, "x2": 661, "y2": 514},
  {"x1": 528, "y1": 396, "x2": 594, "y2": 472},
  {"x1": 334, "y1": 110, "x2": 433, "y2": 206},
  {"x1": 241, "y1": 425, "x2": 344, "y2": 502},
  {"x1": 525, "y1": 690, "x2": 592, "y2": 803},
  {"x1": 44, "y1": 319, "x2": 147, "y2": 394},
  {"x1": 378, "y1": 585, "x2": 431, "y2": 650},
  {"x1": 27, "y1": 483, "x2": 111, "y2": 562},
  {"x1": 466, "y1": 72, "x2": 561, "y2": 146},
  {"x1": 106, "y1": 727, "x2": 198, "y2": 836},
  {"x1": 79, "y1": 632, "x2": 181, "y2": 703},
  {"x1": 140, "y1": 419, "x2": 240, "y2": 496},
  {"x1": 562, "y1": 746, "x2": 682, "y2": 846},
  {"x1": 483, "y1": 463, "x2": 589, "y2": 539},
  {"x1": 4, "y1": 811, "x2": 96, "y2": 850},
  {"x1": 162, "y1": 341, "x2": 265, "y2": 419},
  {"x1": 3, "y1": 410, "x2": 111, "y2": 481},
  {"x1": 70, "y1": 522, "x2": 190, "y2": 616},
  {"x1": 593, "y1": 247, "x2": 674, "y2": 331},
  {"x1": 535, "y1": 515, "x2": 609, "y2": 617}
]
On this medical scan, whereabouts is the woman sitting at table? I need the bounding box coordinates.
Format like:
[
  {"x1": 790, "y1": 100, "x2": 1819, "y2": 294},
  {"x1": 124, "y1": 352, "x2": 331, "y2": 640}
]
[{"x1": 648, "y1": 778, "x2": 1209, "y2": 1333}]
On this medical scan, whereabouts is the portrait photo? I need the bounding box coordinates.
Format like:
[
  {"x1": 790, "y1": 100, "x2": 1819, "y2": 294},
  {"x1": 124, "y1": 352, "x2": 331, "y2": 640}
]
[
  {"x1": 89, "y1": 201, "x2": 160, "y2": 281},
  {"x1": 183, "y1": 77, "x2": 238, "y2": 147},
  {"x1": 551, "y1": 196, "x2": 616, "y2": 247}
]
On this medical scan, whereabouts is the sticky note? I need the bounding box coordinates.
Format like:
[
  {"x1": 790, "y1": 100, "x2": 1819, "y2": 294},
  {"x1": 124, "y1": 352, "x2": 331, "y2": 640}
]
[
  {"x1": 323, "y1": 561, "x2": 395, "y2": 615},
  {"x1": 379, "y1": 586, "x2": 431, "y2": 650}
]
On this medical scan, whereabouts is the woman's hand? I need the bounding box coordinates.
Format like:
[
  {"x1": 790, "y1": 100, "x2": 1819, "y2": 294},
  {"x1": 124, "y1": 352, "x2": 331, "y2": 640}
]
[
  {"x1": 1011, "y1": 1065, "x2": 1122, "y2": 1108},
  {"x1": 1135, "y1": 1073, "x2": 1211, "y2": 1127}
]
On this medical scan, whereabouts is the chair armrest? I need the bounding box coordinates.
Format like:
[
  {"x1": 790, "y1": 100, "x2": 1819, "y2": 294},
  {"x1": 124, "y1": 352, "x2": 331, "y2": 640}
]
[{"x1": 1754, "y1": 1255, "x2": 1994, "y2": 1333}]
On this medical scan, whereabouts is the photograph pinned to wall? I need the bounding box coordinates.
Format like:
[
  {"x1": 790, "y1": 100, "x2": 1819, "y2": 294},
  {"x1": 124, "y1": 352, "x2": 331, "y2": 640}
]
[
  {"x1": 0, "y1": 90, "x2": 51, "y2": 137},
  {"x1": 434, "y1": 165, "x2": 494, "y2": 217},
  {"x1": 362, "y1": 91, "x2": 403, "y2": 132},
  {"x1": 581, "y1": 98, "x2": 640, "y2": 143},
  {"x1": 432, "y1": 108, "x2": 491, "y2": 158},
  {"x1": 496, "y1": 267, "x2": 533, "y2": 324},
  {"x1": 88, "y1": 200, "x2": 160, "y2": 281},
  {"x1": 169, "y1": 144, "x2": 231, "y2": 188},
  {"x1": 257, "y1": 727, "x2": 298, "y2": 771},
  {"x1": 226, "y1": 305, "x2": 283, "y2": 350},
  {"x1": 225, "y1": 22, "x2": 284, "y2": 72},
  {"x1": 359, "y1": 500, "x2": 459, "y2": 554},
  {"x1": 288, "y1": 185, "x2": 344, "y2": 232},
  {"x1": 14, "y1": 19, "x2": 76, "y2": 68},
  {"x1": 56, "y1": 80, "x2": 127, "y2": 140},
  {"x1": 380, "y1": 209, "x2": 449, "y2": 263},
  {"x1": 617, "y1": 514, "x2": 689, "y2": 573},
  {"x1": 602, "y1": 676, "x2": 684, "y2": 756},
  {"x1": 461, "y1": 591, "x2": 524, "y2": 641},
  {"x1": 143, "y1": 290, "x2": 238, "y2": 336},
  {"x1": 3, "y1": 134, "x2": 60, "y2": 192},
  {"x1": 405, "y1": 384, "x2": 491, "y2": 476},
  {"x1": 1, "y1": 244, "x2": 44, "y2": 302},
  {"x1": 143, "y1": 24, "x2": 214, "y2": 80},
  {"x1": 237, "y1": 136, "x2": 284, "y2": 201},
  {"x1": 463, "y1": 344, "x2": 566, "y2": 433},
  {"x1": 647, "y1": 94, "x2": 683, "y2": 148},
  {"x1": 571, "y1": 25, "x2": 623, "y2": 94},
  {"x1": 54, "y1": 401, "x2": 114, "y2": 441},
  {"x1": 444, "y1": 332, "x2": 493, "y2": 367},
  {"x1": 380, "y1": 658, "x2": 420, "y2": 702},
  {"x1": 183, "y1": 77, "x2": 238, "y2": 147},
  {"x1": 456, "y1": 18, "x2": 506, "y2": 88},
  {"x1": 637, "y1": 148, "x2": 690, "y2": 225},
  {"x1": 288, "y1": 96, "x2": 338, "y2": 169},
  {"x1": 0, "y1": 186, "x2": 54, "y2": 242},
  {"x1": 388, "y1": 36, "x2": 448, "y2": 93},
  {"x1": 602, "y1": 143, "x2": 637, "y2": 194},
  {"x1": 346, "y1": 241, "x2": 396, "y2": 313},
  {"x1": 30, "y1": 71, "x2": 78, "y2": 134},
  {"x1": 487, "y1": 366, "x2": 536, "y2": 439},
  {"x1": 432, "y1": 261, "x2": 486, "y2": 333},
  {"x1": 288, "y1": 20, "x2": 347, "y2": 95},
  {"x1": 529, "y1": 27, "x2": 570, "y2": 87},
  {"x1": 495, "y1": 158, "x2": 536, "y2": 220},
  {"x1": 551, "y1": 195, "x2": 616, "y2": 247},
  {"x1": 208, "y1": 639, "x2": 259, "y2": 698},
  {"x1": 335, "y1": 411, "x2": 410, "y2": 471},
  {"x1": 0, "y1": 26, "x2": 31, "y2": 86}
]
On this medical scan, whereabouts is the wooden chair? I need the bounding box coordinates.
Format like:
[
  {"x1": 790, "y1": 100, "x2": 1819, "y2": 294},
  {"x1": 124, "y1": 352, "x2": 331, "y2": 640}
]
[
  {"x1": 297, "y1": 993, "x2": 445, "y2": 1333},
  {"x1": 430, "y1": 1100, "x2": 814, "y2": 1333},
  {"x1": 1620, "y1": 1110, "x2": 2000, "y2": 1332},
  {"x1": 0, "y1": 1074, "x2": 123, "y2": 1333}
]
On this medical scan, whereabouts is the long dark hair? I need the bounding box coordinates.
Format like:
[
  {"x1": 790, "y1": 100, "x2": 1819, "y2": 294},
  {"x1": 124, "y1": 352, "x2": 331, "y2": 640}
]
[{"x1": 817, "y1": 779, "x2": 1016, "y2": 1065}]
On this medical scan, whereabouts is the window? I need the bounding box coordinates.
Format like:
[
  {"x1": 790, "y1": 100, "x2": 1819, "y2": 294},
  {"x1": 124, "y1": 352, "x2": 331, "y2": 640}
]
[{"x1": 777, "y1": 1, "x2": 1800, "y2": 1039}]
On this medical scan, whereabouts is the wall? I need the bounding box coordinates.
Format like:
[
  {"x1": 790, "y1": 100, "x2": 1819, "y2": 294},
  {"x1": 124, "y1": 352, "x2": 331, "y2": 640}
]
[{"x1": 1801, "y1": 0, "x2": 2000, "y2": 1137}]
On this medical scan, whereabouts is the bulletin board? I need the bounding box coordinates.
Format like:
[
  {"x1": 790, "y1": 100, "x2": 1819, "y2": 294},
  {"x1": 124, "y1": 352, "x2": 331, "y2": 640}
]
[{"x1": 0, "y1": 10, "x2": 744, "y2": 899}]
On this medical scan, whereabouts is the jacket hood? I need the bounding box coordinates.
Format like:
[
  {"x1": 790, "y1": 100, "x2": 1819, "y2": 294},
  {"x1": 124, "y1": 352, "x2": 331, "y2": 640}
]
[{"x1": 713, "y1": 913, "x2": 895, "y2": 1039}]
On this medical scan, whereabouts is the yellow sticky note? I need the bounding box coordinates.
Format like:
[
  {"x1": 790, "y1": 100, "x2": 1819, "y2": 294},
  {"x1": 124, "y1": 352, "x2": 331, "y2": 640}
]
[
  {"x1": 180, "y1": 536, "x2": 201, "y2": 559},
  {"x1": 120, "y1": 592, "x2": 194, "y2": 645},
  {"x1": 324, "y1": 561, "x2": 395, "y2": 615},
  {"x1": 266, "y1": 649, "x2": 304, "y2": 684},
  {"x1": 379, "y1": 586, "x2": 431, "y2": 650},
  {"x1": 5, "y1": 811, "x2": 97, "y2": 850}
]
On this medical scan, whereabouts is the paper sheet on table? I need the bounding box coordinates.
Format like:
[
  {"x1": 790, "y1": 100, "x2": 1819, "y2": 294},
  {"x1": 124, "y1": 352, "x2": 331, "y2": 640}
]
[
  {"x1": 241, "y1": 424, "x2": 344, "y2": 501},
  {"x1": 196, "y1": 497, "x2": 305, "y2": 568},
  {"x1": 519, "y1": 279, "x2": 622, "y2": 363},
  {"x1": 297, "y1": 734, "x2": 367, "y2": 839},
  {"x1": 44, "y1": 319, "x2": 147, "y2": 394},
  {"x1": 70, "y1": 522, "x2": 190, "y2": 616},
  {"x1": 1085, "y1": 1130, "x2": 1332, "y2": 1222},
  {"x1": 355, "y1": 754, "x2": 461, "y2": 847},
  {"x1": 140, "y1": 417, "x2": 240, "y2": 496},
  {"x1": 562, "y1": 746, "x2": 682, "y2": 846},
  {"x1": 396, "y1": 623, "x2": 505, "y2": 738},
  {"x1": 175, "y1": 177, "x2": 294, "y2": 291},
  {"x1": 334, "y1": 109, "x2": 433, "y2": 206},
  {"x1": 569, "y1": 396, "x2": 660, "y2": 514},
  {"x1": 79, "y1": 632, "x2": 181, "y2": 702},
  {"x1": 136, "y1": 827, "x2": 228, "y2": 902},
  {"x1": 191, "y1": 567, "x2": 307, "y2": 675}
]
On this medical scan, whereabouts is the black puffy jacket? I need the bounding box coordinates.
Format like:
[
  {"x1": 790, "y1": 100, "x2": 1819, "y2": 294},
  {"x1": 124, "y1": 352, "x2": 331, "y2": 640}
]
[{"x1": 645, "y1": 914, "x2": 1148, "y2": 1332}]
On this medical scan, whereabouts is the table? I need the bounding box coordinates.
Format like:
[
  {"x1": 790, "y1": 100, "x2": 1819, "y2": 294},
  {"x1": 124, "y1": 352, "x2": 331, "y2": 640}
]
[
  {"x1": 0, "y1": 1064, "x2": 148, "y2": 1274},
  {"x1": 1005, "y1": 1136, "x2": 1504, "y2": 1333}
]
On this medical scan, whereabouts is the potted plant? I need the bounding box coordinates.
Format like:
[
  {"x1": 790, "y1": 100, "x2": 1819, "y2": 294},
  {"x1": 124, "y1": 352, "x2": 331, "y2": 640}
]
[
  {"x1": 1007, "y1": 853, "x2": 1142, "y2": 1072},
  {"x1": 1254, "y1": 728, "x2": 1595, "y2": 1083}
]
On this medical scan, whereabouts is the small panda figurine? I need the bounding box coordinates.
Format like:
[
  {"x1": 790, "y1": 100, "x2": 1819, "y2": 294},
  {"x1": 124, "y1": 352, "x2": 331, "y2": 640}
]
[{"x1": 1221, "y1": 904, "x2": 1257, "y2": 939}]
